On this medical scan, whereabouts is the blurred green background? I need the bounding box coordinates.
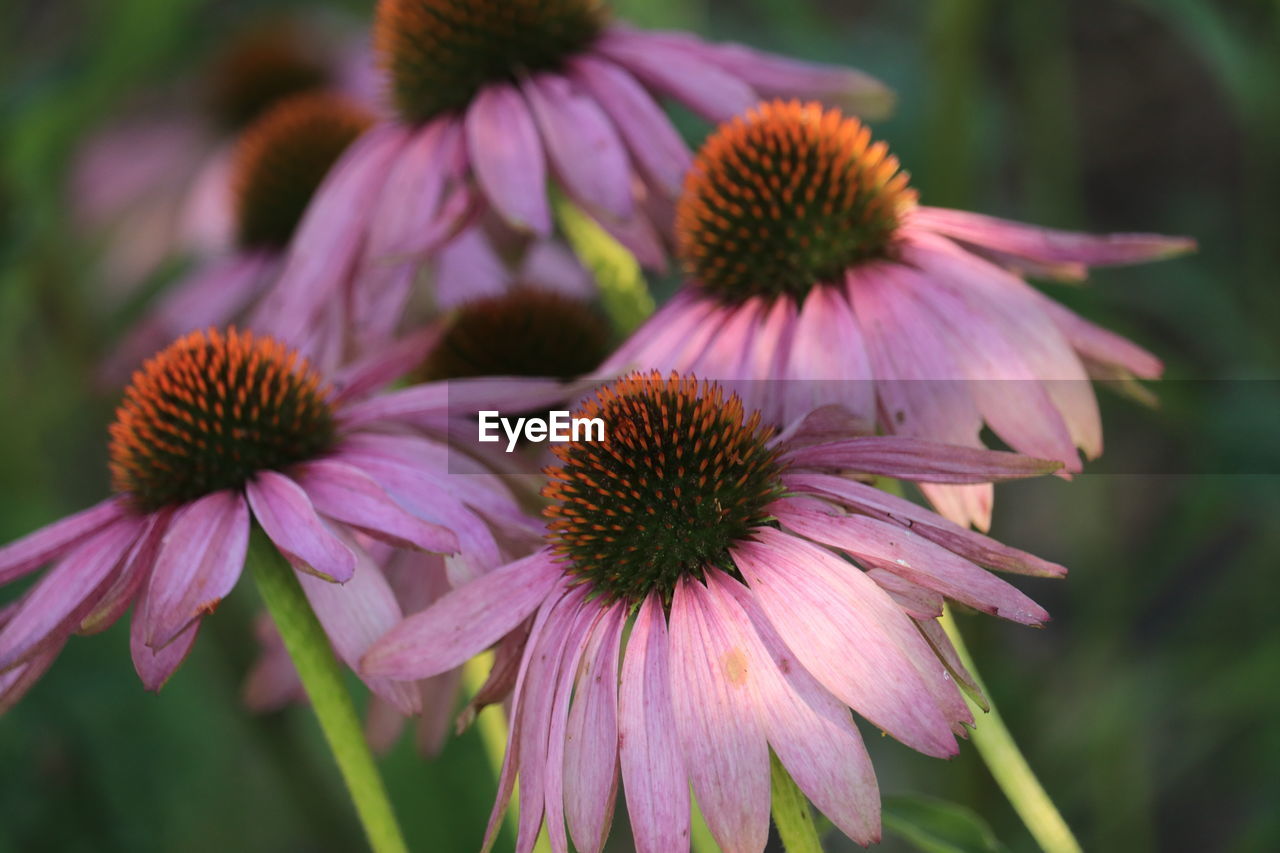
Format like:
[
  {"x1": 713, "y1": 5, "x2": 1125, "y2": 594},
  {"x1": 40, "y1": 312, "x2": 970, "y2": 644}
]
[{"x1": 1, "y1": 0, "x2": 1277, "y2": 851}]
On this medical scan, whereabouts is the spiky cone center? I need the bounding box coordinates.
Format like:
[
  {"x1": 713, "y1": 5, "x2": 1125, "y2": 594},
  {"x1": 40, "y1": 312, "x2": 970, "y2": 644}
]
[
  {"x1": 231, "y1": 92, "x2": 373, "y2": 250},
  {"x1": 676, "y1": 100, "x2": 917, "y2": 304},
  {"x1": 109, "y1": 328, "x2": 336, "y2": 511},
  {"x1": 374, "y1": 0, "x2": 605, "y2": 123},
  {"x1": 206, "y1": 22, "x2": 333, "y2": 129},
  {"x1": 420, "y1": 289, "x2": 609, "y2": 381},
  {"x1": 543, "y1": 372, "x2": 784, "y2": 604}
]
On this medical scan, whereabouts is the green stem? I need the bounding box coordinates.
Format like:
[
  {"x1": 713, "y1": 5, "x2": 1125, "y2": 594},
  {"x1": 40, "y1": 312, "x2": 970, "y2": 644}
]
[
  {"x1": 247, "y1": 529, "x2": 409, "y2": 853},
  {"x1": 771, "y1": 752, "x2": 824, "y2": 853},
  {"x1": 940, "y1": 605, "x2": 1081, "y2": 853}
]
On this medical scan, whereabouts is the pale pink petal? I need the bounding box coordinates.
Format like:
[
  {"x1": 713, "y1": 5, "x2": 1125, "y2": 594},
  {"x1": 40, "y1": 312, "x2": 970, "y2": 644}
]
[
  {"x1": 712, "y1": 573, "x2": 881, "y2": 845},
  {"x1": 668, "y1": 576, "x2": 770, "y2": 853},
  {"x1": 867, "y1": 569, "x2": 945, "y2": 619},
  {"x1": 132, "y1": 612, "x2": 199, "y2": 692},
  {"x1": 291, "y1": 459, "x2": 459, "y2": 554},
  {"x1": 784, "y1": 472, "x2": 1066, "y2": 577},
  {"x1": 521, "y1": 72, "x2": 633, "y2": 220},
  {"x1": 330, "y1": 325, "x2": 442, "y2": 405},
  {"x1": 365, "y1": 695, "x2": 407, "y2": 753},
  {"x1": 564, "y1": 603, "x2": 625, "y2": 853},
  {"x1": 362, "y1": 550, "x2": 562, "y2": 680},
  {"x1": 0, "y1": 497, "x2": 129, "y2": 584},
  {"x1": 366, "y1": 117, "x2": 467, "y2": 259},
  {"x1": 246, "y1": 471, "x2": 357, "y2": 583},
  {"x1": 414, "y1": 666, "x2": 464, "y2": 757},
  {"x1": 0, "y1": 519, "x2": 140, "y2": 671},
  {"x1": 519, "y1": 239, "x2": 595, "y2": 298},
  {"x1": 619, "y1": 594, "x2": 691, "y2": 853},
  {"x1": 785, "y1": 285, "x2": 875, "y2": 426},
  {"x1": 774, "y1": 500, "x2": 1048, "y2": 625},
  {"x1": 78, "y1": 509, "x2": 172, "y2": 635},
  {"x1": 911, "y1": 206, "x2": 1195, "y2": 268},
  {"x1": 732, "y1": 528, "x2": 961, "y2": 757},
  {"x1": 264, "y1": 124, "x2": 410, "y2": 345},
  {"x1": 568, "y1": 56, "x2": 691, "y2": 197},
  {"x1": 143, "y1": 490, "x2": 249, "y2": 648},
  {"x1": 1032, "y1": 293, "x2": 1164, "y2": 380},
  {"x1": 783, "y1": 436, "x2": 1060, "y2": 483},
  {"x1": 466, "y1": 84, "x2": 551, "y2": 234},
  {"x1": 433, "y1": 225, "x2": 513, "y2": 309},
  {"x1": 595, "y1": 30, "x2": 757, "y2": 122},
  {"x1": 299, "y1": 540, "x2": 420, "y2": 714},
  {"x1": 600, "y1": 293, "x2": 725, "y2": 375}
]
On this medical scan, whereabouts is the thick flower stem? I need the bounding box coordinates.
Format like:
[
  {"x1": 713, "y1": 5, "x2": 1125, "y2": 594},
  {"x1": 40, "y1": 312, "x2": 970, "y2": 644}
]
[
  {"x1": 770, "y1": 752, "x2": 824, "y2": 853},
  {"x1": 247, "y1": 529, "x2": 408, "y2": 853},
  {"x1": 940, "y1": 605, "x2": 1082, "y2": 853}
]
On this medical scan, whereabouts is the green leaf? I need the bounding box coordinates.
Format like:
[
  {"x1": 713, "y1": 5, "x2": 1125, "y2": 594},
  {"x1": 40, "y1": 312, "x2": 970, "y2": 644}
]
[{"x1": 883, "y1": 795, "x2": 1005, "y2": 853}]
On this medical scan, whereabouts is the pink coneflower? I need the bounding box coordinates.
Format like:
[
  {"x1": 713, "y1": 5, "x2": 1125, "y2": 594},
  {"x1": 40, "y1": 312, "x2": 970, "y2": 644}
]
[
  {"x1": 264, "y1": 0, "x2": 891, "y2": 343},
  {"x1": 0, "y1": 327, "x2": 546, "y2": 713},
  {"x1": 602, "y1": 100, "x2": 1196, "y2": 529},
  {"x1": 364, "y1": 373, "x2": 1065, "y2": 853},
  {"x1": 105, "y1": 92, "x2": 377, "y2": 381},
  {"x1": 73, "y1": 19, "x2": 376, "y2": 301}
]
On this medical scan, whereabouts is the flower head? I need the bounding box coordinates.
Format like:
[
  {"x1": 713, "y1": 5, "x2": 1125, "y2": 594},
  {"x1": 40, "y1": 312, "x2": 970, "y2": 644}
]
[
  {"x1": 365, "y1": 373, "x2": 1065, "y2": 853},
  {"x1": 0, "y1": 328, "x2": 543, "y2": 712},
  {"x1": 262, "y1": 4, "x2": 892, "y2": 349},
  {"x1": 606, "y1": 100, "x2": 1196, "y2": 529}
]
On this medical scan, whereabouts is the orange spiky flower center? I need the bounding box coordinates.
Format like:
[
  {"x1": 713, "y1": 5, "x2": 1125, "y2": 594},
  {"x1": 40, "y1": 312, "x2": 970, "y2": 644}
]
[
  {"x1": 374, "y1": 0, "x2": 605, "y2": 123},
  {"x1": 206, "y1": 22, "x2": 333, "y2": 129},
  {"x1": 231, "y1": 92, "x2": 373, "y2": 250},
  {"x1": 544, "y1": 372, "x2": 783, "y2": 604},
  {"x1": 420, "y1": 289, "x2": 609, "y2": 381},
  {"x1": 676, "y1": 100, "x2": 917, "y2": 304},
  {"x1": 109, "y1": 328, "x2": 336, "y2": 511}
]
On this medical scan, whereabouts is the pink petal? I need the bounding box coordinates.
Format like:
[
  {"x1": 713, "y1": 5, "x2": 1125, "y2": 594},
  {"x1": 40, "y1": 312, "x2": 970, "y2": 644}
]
[
  {"x1": 599, "y1": 292, "x2": 723, "y2": 375},
  {"x1": 264, "y1": 124, "x2": 409, "y2": 345},
  {"x1": 361, "y1": 550, "x2": 562, "y2": 680},
  {"x1": 668, "y1": 576, "x2": 770, "y2": 853},
  {"x1": 366, "y1": 117, "x2": 467, "y2": 259},
  {"x1": 783, "y1": 436, "x2": 1061, "y2": 483},
  {"x1": 143, "y1": 490, "x2": 249, "y2": 648},
  {"x1": 330, "y1": 325, "x2": 443, "y2": 405},
  {"x1": 710, "y1": 43, "x2": 892, "y2": 118},
  {"x1": 568, "y1": 56, "x2": 691, "y2": 197},
  {"x1": 712, "y1": 573, "x2": 881, "y2": 846},
  {"x1": 911, "y1": 206, "x2": 1196, "y2": 267},
  {"x1": 564, "y1": 603, "x2": 626, "y2": 853},
  {"x1": 732, "y1": 528, "x2": 961, "y2": 757},
  {"x1": 521, "y1": 73, "x2": 634, "y2": 221},
  {"x1": 298, "y1": 540, "x2": 420, "y2": 715},
  {"x1": 0, "y1": 640, "x2": 62, "y2": 713},
  {"x1": 432, "y1": 224, "x2": 513, "y2": 308},
  {"x1": 466, "y1": 83, "x2": 551, "y2": 234},
  {"x1": 78, "y1": 509, "x2": 172, "y2": 636},
  {"x1": 0, "y1": 519, "x2": 140, "y2": 671},
  {"x1": 519, "y1": 239, "x2": 595, "y2": 298},
  {"x1": 365, "y1": 695, "x2": 407, "y2": 753},
  {"x1": 132, "y1": 613, "x2": 199, "y2": 692},
  {"x1": 0, "y1": 497, "x2": 129, "y2": 584},
  {"x1": 785, "y1": 472, "x2": 1065, "y2": 577},
  {"x1": 594, "y1": 30, "x2": 757, "y2": 123},
  {"x1": 774, "y1": 500, "x2": 1048, "y2": 625},
  {"x1": 246, "y1": 471, "x2": 357, "y2": 583},
  {"x1": 291, "y1": 459, "x2": 459, "y2": 554},
  {"x1": 867, "y1": 569, "x2": 945, "y2": 619},
  {"x1": 619, "y1": 594, "x2": 691, "y2": 853},
  {"x1": 414, "y1": 666, "x2": 464, "y2": 757},
  {"x1": 1033, "y1": 294, "x2": 1164, "y2": 380},
  {"x1": 785, "y1": 285, "x2": 876, "y2": 426}
]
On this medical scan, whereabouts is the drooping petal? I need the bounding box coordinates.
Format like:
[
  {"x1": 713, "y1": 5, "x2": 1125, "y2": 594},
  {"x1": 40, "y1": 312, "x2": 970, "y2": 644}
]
[
  {"x1": 619, "y1": 593, "x2": 691, "y2": 853},
  {"x1": 784, "y1": 472, "x2": 1066, "y2": 577},
  {"x1": 78, "y1": 508, "x2": 172, "y2": 635},
  {"x1": 329, "y1": 325, "x2": 442, "y2": 405},
  {"x1": 732, "y1": 528, "x2": 961, "y2": 757},
  {"x1": 143, "y1": 490, "x2": 249, "y2": 649},
  {"x1": 362, "y1": 550, "x2": 563, "y2": 681},
  {"x1": 784, "y1": 285, "x2": 875, "y2": 426},
  {"x1": 291, "y1": 459, "x2": 459, "y2": 554},
  {"x1": 366, "y1": 117, "x2": 468, "y2": 259},
  {"x1": 668, "y1": 576, "x2": 770, "y2": 853},
  {"x1": 568, "y1": 56, "x2": 691, "y2": 197},
  {"x1": 522, "y1": 72, "x2": 633, "y2": 221},
  {"x1": 433, "y1": 225, "x2": 513, "y2": 309},
  {"x1": 564, "y1": 603, "x2": 625, "y2": 853},
  {"x1": 466, "y1": 83, "x2": 551, "y2": 234},
  {"x1": 783, "y1": 436, "x2": 1061, "y2": 483},
  {"x1": 0, "y1": 639, "x2": 62, "y2": 713},
  {"x1": 298, "y1": 539, "x2": 420, "y2": 715},
  {"x1": 131, "y1": 614, "x2": 199, "y2": 692},
  {"x1": 594, "y1": 30, "x2": 757, "y2": 123},
  {"x1": 0, "y1": 518, "x2": 141, "y2": 671},
  {"x1": 712, "y1": 573, "x2": 881, "y2": 846},
  {"x1": 911, "y1": 206, "x2": 1196, "y2": 268},
  {"x1": 246, "y1": 471, "x2": 357, "y2": 583},
  {"x1": 773, "y1": 500, "x2": 1048, "y2": 625},
  {"x1": 0, "y1": 497, "x2": 129, "y2": 584}
]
